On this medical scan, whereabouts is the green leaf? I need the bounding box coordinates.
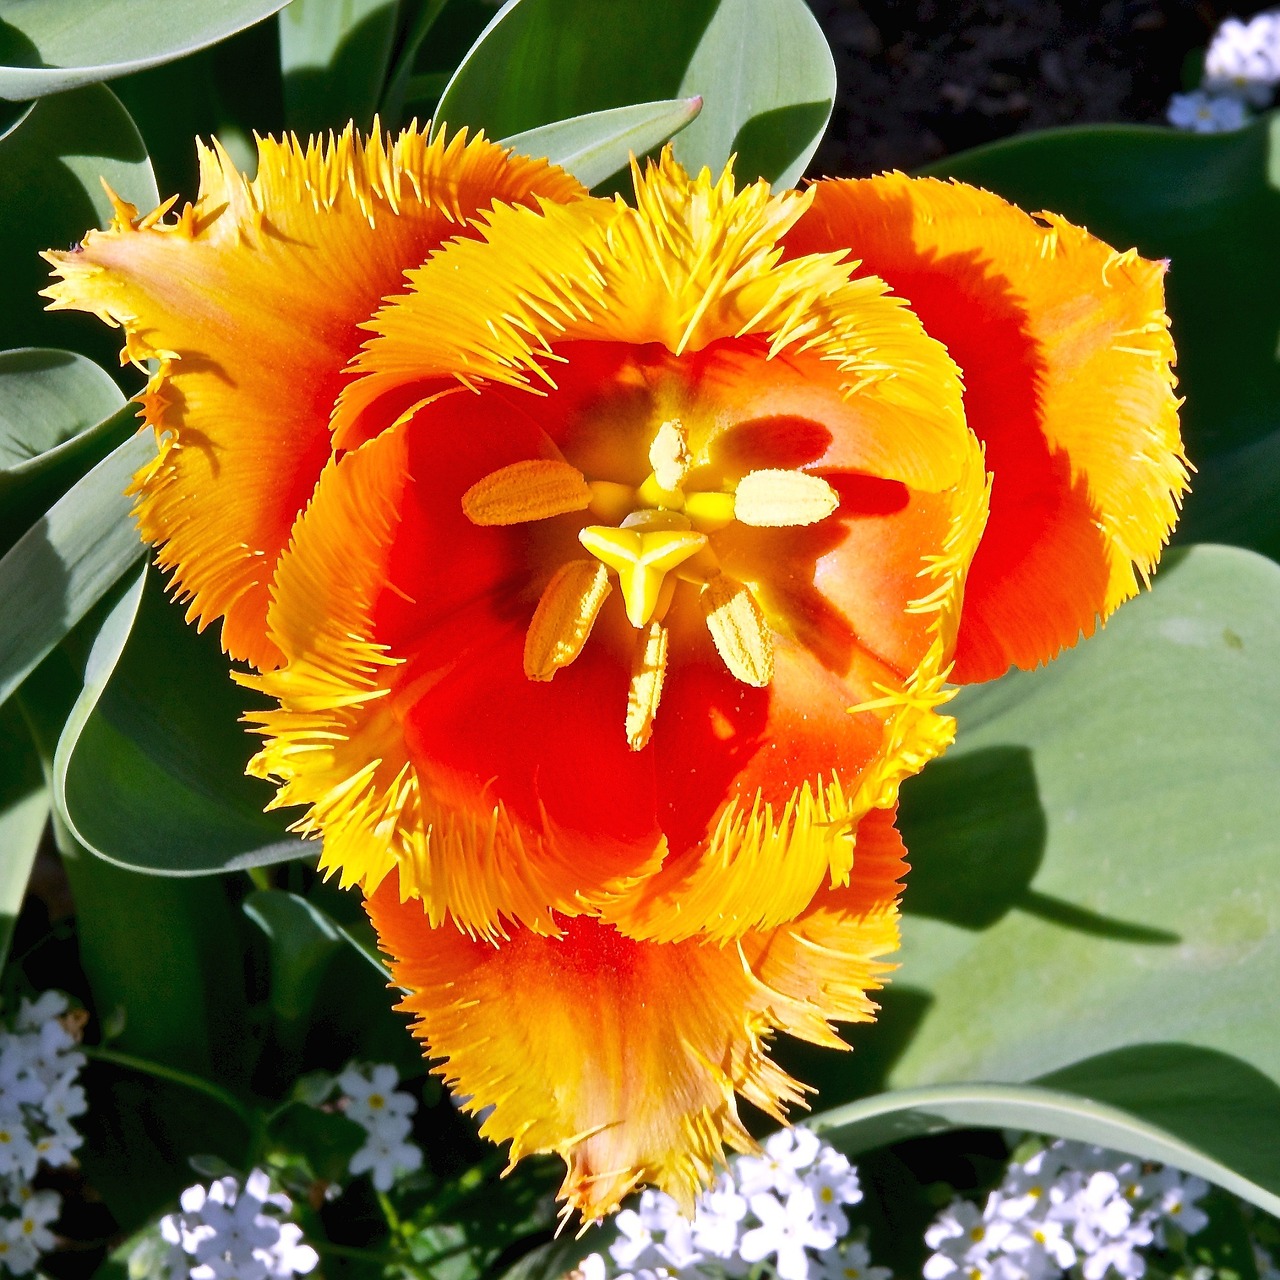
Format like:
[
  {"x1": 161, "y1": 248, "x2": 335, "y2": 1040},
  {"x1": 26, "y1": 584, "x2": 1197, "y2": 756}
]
[
  {"x1": 925, "y1": 117, "x2": 1280, "y2": 561},
  {"x1": 280, "y1": 0, "x2": 400, "y2": 134},
  {"x1": 15, "y1": 635, "x2": 256, "y2": 1228},
  {"x1": 0, "y1": 431, "x2": 152, "y2": 711},
  {"x1": 0, "y1": 348, "x2": 130, "y2": 551},
  {"x1": 811, "y1": 1079, "x2": 1280, "y2": 1221},
  {"x1": 54, "y1": 565, "x2": 308, "y2": 875},
  {"x1": 266, "y1": 1099, "x2": 366, "y2": 1185},
  {"x1": 805, "y1": 546, "x2": 1280, "y2": 1210},
  {"x1": 435, "y1": 0, "x2": 834, "y2": 187},
  {"x1": 243, "y1": 888, "x2": 344, "y2": 1028},
  {"x1": 0, "y1": 0, "x2": 288, "y2": 100},
  {"x1": 0, "y1": 701, "x2": 47, "y2": 970},
  {"x1": 501, "y1": 97, "x2": 702, "y2": 189},
  {"x1": 0, "y1": 83, "x2": 157, "y2": 372}
]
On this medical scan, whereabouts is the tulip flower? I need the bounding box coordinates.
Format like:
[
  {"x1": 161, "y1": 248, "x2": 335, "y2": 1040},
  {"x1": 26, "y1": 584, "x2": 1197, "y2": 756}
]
[{"x1": 44, "y1": 125, "x2": 1185, "y2": 1219}]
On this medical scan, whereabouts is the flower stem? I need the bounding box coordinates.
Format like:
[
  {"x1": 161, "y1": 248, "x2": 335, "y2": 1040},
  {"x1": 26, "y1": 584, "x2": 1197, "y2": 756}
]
[{"x1": 83, "y1": 1046, "x2": 256, "y2": 1129}]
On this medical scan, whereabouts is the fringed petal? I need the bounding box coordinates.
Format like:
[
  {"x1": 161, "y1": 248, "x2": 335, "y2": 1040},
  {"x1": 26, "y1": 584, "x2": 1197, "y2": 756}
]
[
  {"x1": 243, "y1": 409, "x2": 665, "y2": 937},
  {"x1": 364, "y1": 807, "x2": 906, "y2": 1221},
  {"x1": 334, "y1": 152, "x2": 972, "y2": 493},
  {"x1": 784, "y1": 173, "x2": 1186, "y2": 683},
  {"x1": 43, "y1": 125, "x2": 584, "y2": 667}
]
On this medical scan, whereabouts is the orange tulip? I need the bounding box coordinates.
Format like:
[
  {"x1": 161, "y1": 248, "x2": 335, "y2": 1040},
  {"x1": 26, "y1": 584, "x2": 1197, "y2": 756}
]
[{"x1": 44, "y1": 126, "x2": 1185, "y2": 1220}]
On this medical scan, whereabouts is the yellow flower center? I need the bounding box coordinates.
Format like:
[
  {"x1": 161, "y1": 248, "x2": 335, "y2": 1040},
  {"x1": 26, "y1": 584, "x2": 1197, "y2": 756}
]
[{"x1": 462, "y1": 417, "x2": 839, "y2": 750}]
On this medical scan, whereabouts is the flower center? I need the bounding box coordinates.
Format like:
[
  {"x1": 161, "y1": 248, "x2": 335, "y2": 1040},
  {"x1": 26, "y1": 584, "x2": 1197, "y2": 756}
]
[{"x1": 461, "y1": 417, "x2": 839, "y2": 750}]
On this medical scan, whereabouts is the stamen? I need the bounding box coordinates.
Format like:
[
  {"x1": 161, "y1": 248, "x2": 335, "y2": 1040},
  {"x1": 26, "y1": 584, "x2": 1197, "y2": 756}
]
[
  {"x1": 683, "y1": 490, "x2": 736, "y2": 531},
  {"x1": 701, "y1": 574, "x2": 774, "y2": 687},
  {"x1": 462, "y1": 458, "x2": 591, "y2": 526},
  {"x1": 648, "y1": 418, "x2": 691, "y2": 491},
  {"x1": 523, "y1": 560, "x2": 612, "y2": 681},
  {"x1": 578, "y1": 523, "x2": 708, "y2": 627},
  {"x1": 733, "y1": 468, "x2": 839, "y2": 527},
  {"x1": 625, "y1": 619, "x2": 669, "y2": 751}
]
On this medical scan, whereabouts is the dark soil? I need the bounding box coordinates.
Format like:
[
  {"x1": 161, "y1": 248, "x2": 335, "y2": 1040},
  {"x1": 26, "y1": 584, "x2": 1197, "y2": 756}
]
[{"x1": 806, "y1": 0, "x2": 1276, "y2": 176}]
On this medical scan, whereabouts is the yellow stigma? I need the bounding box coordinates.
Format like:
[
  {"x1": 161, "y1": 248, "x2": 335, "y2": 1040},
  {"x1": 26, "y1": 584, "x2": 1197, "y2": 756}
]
[{"x1": 578, "y1": 516, "x2": 708, "y2": 627}]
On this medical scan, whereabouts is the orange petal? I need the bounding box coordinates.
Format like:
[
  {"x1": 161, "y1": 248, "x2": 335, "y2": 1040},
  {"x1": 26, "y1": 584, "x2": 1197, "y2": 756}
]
[
  {"x1": 242, "y1": 405, "x2": 665, "y2": 936},
  {"x1": 602, "y1": 442, "x2": 988, "y2": 944},
  {"x1": 43, "y1": 126, "x2": 583, "y2": 668},
  {"x1": 784, "y1": 173, "x2": 1187, "y2": 683},
  {"x1": 365, "y1": 808, "x2": 906, "y2": 1221}
]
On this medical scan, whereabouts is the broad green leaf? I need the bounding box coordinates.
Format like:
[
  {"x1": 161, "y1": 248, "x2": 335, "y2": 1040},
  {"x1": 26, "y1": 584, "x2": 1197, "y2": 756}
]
[
  {"x1": 0, "y1": 83, "x2": 157, "y2": 370},
  {"x1": 0, "y1": 701, "x2": 47, "y2": 970},
  {"x1": 436, "y1": 0, "x2": 835, "y2": 187},
  {"x1": 0, "y1": 348, "x2": 129, "y2": 550},
  {"x1": 280, "y1": 0, "x2": 399, "y2": 134},
  {"x1": 926, "y1": 117, "x2": 1280, "y2": 561},
  {"x1": 806, "y1": 546, "x2": 1280, "y2": 1206},
  {"x1": 501, "y1": 97, "x2": 702, "y2": 189},
  {"x1": 16, "y1": 634, "x2": 255, "y2": 1228},
  {"x1": 0, "y1": 431, "x2": 152, "y2": 711},
  {"x1": 0, "y1": 0, "x2": 288, "y2": 99},
  {"x1": 811, "y1": 1078, "x2": 1280, "y2": 1221},
  {"x1": 54, "y1": 565, "x2": 309, "y2": 875}
]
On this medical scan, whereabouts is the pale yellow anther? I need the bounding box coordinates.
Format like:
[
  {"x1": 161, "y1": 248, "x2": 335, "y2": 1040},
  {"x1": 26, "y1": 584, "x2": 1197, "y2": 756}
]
[
  {"x1": 683, "y1": 490, "x2": 736, "y2": 531},
  {"x1": 523, "y1": 560, "x2": 612, "y2": 681},
  {"x1": 733, "y1": 468, "x2": 840, "y2": 528},
  {"x1": 625, "y1": 620, "x2": 669, "y2": 751},
  {"x1": 701, "y1": 574, "x2": 774, "y2": 687},
  {"x1": 648, "y1": 418, "x2": 692, "y2": 492},
  {"x1": 578, "y1": 524, "x2": 708, "y2": 627},
  {"x1": 461, "y1": 458, "x2": 591, "y2": 526}
]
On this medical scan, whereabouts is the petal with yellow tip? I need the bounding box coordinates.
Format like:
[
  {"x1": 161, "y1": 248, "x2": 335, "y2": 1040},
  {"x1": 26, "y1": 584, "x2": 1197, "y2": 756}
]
[
  {"x1": 364, "y1": 806, "x2": 906, "y2": 1221},
  {"x1": 43, "y1": 125, "x2": 584, "y2": 667},
  {"x1": 784, "y1": 173, "x2": 1187, "y2": 682}
]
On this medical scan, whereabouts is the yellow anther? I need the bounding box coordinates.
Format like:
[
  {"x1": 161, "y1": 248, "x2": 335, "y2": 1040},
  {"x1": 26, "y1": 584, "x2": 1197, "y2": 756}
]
[
  {"x1": 578, "y1": 524, "x2": 708, "y2": 627},
  {"x1": 700, "y1": 574, "x2": 774, "y2": 687},
  {"x1": 523, "y1": 560, "x2": 612, "y2": 681},
  {"x1": 733, "y1": 468, "x2": 840, "y2": 527},
  {"x1": 625, "y1": 619, "x2": 669, "y2": 751},
  {"x1": 461, "y1": 458, "x2": 591, "y2": 526},
  {"x1": 648, "y1": 418, "x2": 691, "y2": 492},
  {"x1": 683, "y1": 490, "x2": 736, "y2": 531}
]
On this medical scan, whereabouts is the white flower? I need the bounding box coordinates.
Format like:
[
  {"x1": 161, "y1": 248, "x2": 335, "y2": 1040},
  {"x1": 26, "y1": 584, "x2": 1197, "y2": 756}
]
[
  {"x1": 0, "y1": 1119, "x2": 38, "y2": 1182},
  {"x1": 1139, "y1": 1167, "x2": 1210, "y2": 1240},
  {"x1": 739, "y1": 1187, "x2": 838, "y2": 1280},
  {"x1": 736, "y1": 1126, "x2": 823, "y2": 1197},
  {"x1": 338, "y1": 1062, "x2": 416, "y2": 1131},
  {"x1": 41, "y1": 1070, "x2": 88, "y2": 1133},
  {"x1": 1204, "y1": 14, "x2": 1280, "y2": 106},
  {"x1": 163, "y1": 1170, "x2": 316, "y2": 1278},
  {"x1": 811, "y1": 1241, "x2": 893, "y2": 1280},
  {"x1": 348, "y1": 1128, "x2": 424, "y2": 1192},
  {"x1": 1002, "y1": 1211, "x2": 1077, "y2": 1279},
  {"x1": 608, "y1": 1208, "x2": 657, "y2": 1271},
  {"x1": 0, "y1": 1045, "x2": 42, "y2": 1116},
  {"x1": 0, "y1": 1189, "x2": 60, "y2": 1275},
  {"x1": 925, "y1": 1194, "x2": 1016, "y2": 1280},
  {"x1": 14, "y1": 993, "x2": 67, "y2": 1033},
  {"x1": 691, "y1": 1173, "x2": 748, "y2": 1259},
  {"x1": 803, "y1": 1148, "x2": 863, "y2": 1235},
  {"x1": 1167, "y1": 90, "x2": 1251, "y2": 133}
]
